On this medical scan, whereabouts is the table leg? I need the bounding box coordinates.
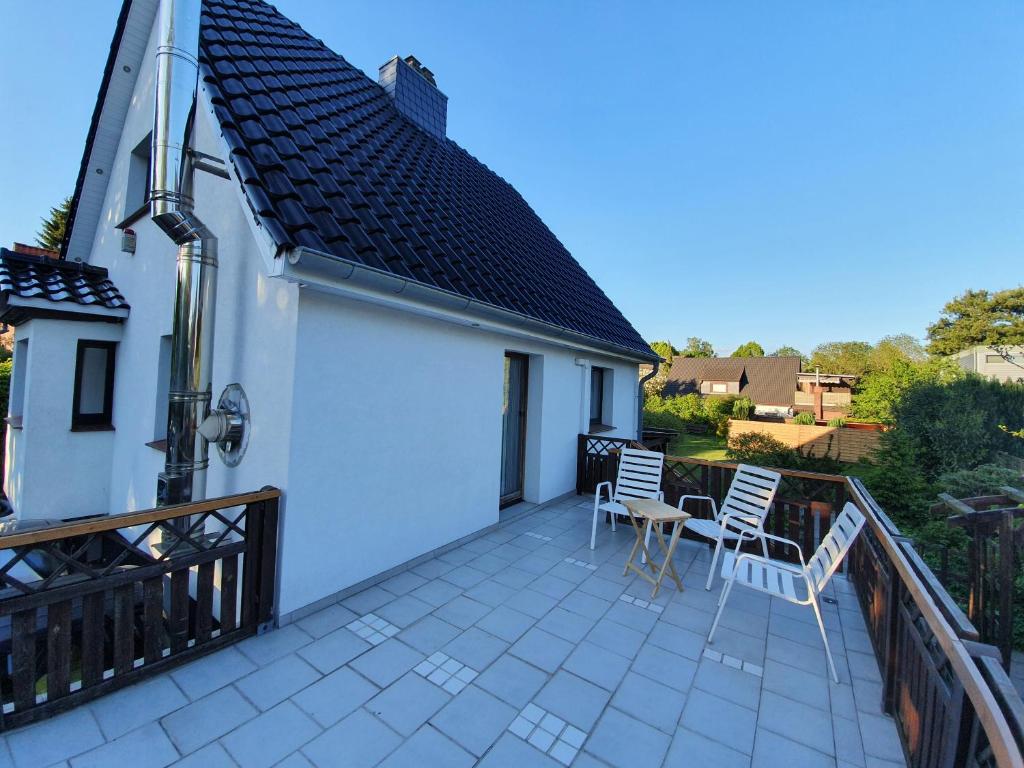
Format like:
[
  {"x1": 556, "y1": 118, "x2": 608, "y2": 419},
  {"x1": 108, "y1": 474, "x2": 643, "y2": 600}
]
[
  {"x1": 648, "y1": 521, "x2": 685, "y2": 599},
  {"x1": 624, "y1": 512, "x2": 658, "y2": 580}
]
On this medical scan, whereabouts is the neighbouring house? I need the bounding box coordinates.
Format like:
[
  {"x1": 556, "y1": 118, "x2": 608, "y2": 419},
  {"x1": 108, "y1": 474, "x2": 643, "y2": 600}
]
[
  {"x1": 0, "y1": 0, "x2": 656, "y2": 617},
  {"x1": 795, "y1": 370, "x2": 858, "y2": 421},
  {"x1": 663, "y1": 355, "x2": 801, "y2": 417},
  {"x1": 953, "y1": 345, "x2": 1024, "y2": 383}
]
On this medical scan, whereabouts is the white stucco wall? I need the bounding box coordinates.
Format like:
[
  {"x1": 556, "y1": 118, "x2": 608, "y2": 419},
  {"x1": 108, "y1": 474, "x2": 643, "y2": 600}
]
[
  {"x1": 4, "y1": 319, "x2": 122, "y2": 520},
  {"x1": 279, "y1": 288, "x2": 638, "y2": 613},
  {"x1": 37, "y1": 12, "x2": 298, "y2": 517}
]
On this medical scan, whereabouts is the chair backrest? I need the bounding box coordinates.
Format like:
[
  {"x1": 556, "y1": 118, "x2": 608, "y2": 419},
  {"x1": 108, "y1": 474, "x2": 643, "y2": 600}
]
[
  {"x1": 612, "y1": 448, "x2": 665, "y2": 503},
  {"x1": 807, "y1": 501, "x2": 866, "y2": 592},
  {"x1": 720, "y1": 464, "x2": 782, "y2": 527}
]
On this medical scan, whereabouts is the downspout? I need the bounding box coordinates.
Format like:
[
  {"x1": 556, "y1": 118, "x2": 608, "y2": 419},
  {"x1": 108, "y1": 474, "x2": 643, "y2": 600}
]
[
  {"x1": 637, "y1": 360, "x2": 660, "y2": 441},
  {"x1": 151, "y1": 0, "x2": 217, "y2": 505}
]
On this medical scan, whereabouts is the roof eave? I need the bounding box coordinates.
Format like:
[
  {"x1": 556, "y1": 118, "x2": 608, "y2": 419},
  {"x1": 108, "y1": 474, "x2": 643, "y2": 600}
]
[{"x1": 282, "y1": 246, "x2": 659, "y2": 364}]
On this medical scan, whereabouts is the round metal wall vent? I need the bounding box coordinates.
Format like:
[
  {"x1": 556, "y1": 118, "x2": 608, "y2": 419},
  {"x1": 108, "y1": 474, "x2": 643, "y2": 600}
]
[{"x1": 201, "y1": 383, "x2": 250, "y2": 467}]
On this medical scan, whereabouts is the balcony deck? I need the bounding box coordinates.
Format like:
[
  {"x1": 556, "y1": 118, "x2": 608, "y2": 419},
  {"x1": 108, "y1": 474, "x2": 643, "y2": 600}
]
[{"x1": 1, "y1": 495, "x2": 904, "y2": 768}]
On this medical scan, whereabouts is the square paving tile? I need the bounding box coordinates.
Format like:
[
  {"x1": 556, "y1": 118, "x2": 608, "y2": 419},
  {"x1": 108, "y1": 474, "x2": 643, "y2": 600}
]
[
  {"x1": 398, "y1": 614, "x2": 461, "y2": 654},
  {"x1": 434, "y1": 596, "x2": 492, "y2": 628},
  {"x1": 680, "y1": 688, "x2": 757, "y2": 755},
  {"x1": 752, "y1": 728, "x2": 836, "y2": 768},
  {"x1": 633, "y1": 643, "x2": 698, "y2": 693},
  {"x1": 431, "y1": 685, "x2": 517, "y2": 757},
  {"x1": 349, "y1": 638, "x2": 424, "y2": 688},
  {"x1": 89, "y1": 674, "x2": 188, "y2": 740},
  {"x1": 534, "y1": 670, "x2": 610, "y2": 731},
  {"x1": 221, "y1": 700, "x2": 321, "y2": 768},
  {"x1": 477, "y1": 732, "x2": 562, "y2": 767},
  {"x1": 693, "y1": 656, "x2": 761, "y2": 710},
  {"x1": 171, "y1": 646, "x2": 257, "y2": 700},
  {"x1": 7, "y1": 706, "x2": 105, "y2": 768},
  {"x1": 346, "y1": 612, "x2": 401, "y2": 645},
  {"x1": 415, "y1": 651, "x2": 480, "y2": 695},
  {"x1": 68, "y1": 721, "x2": 178, "y2": 768},
  {"x1": 665, "y1": 727, "x2": 751, "y2": 768},
  {"x1": 292, "y1": 665, "x2": 379, "y2": 728},
  {"x1": 302, "y1": 708, "x2": 401, "y2": 768},
  {"x1": 537, "y1": 607, "x2": 595, "y2": 643},
  {"x1": 477, "y1": 604, "x2": 536, "y2": 642},
  {"x1": 161, "y1": 685, "x2": 258, "y2": 755},
  {"x1": 563, "y1": 640, "x2": 632, "y2": 691},
  {"x1": 585, "y1": 618, "x2": 647, "y2": 659},
  {"x1": 367, "y1": 672, "x2": 451, "y2": 735},
  {"x1": 505, "y1": 588, "x2": 559, "y2": 619},
  {"x1": 235, "y1": 653, "x2": 322, "y2": 711},
  {"x1": 297, "y1": 625, "x2": 372, "y2": 674},
  {"x1": 295, "y1": 603, "x2": 359, "y2": 639},
  {"x1": 442, "y1": 627, "x2": 509, "y2": 670},
  {"x1": 375, "y1": 595, "x2": 435, "y2": 628},
  {"x1": 613, "y1": 671, "x2": 687, "y2": 734},
  {"x1": 475, "y1": 654, "x2": 550, "y2": 708},
  {"x1": 377, "y1": 724, "x2": 475, "y2": 768},
  {"x1": 585, "y1": 707, "x2": 671, "y2": 768},
  {"x1": 410, "y1": 578, "x2": 463, "y2": 608},
  {"x1": 509, "y1": 627, "x2": 575, "y2": 673},
  {"x1": 757, "y1": 690, "x2": 834, "y2": 755}
]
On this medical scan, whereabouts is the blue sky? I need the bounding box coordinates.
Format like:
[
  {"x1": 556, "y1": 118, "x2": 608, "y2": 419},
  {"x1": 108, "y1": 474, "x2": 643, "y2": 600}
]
[{"x1": 1, "y1": 1, "x2": 1021, "y2": 356}]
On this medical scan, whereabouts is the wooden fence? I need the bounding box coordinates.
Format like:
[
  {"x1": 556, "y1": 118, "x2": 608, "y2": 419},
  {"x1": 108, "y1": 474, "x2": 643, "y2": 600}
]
[
  {"x1": 729, "y1": 418, "x2": 882, "y2": 463},
  {"x1": 0, "y1": 488, "x2": 280, "y2": 731},
  {"x1": 576, "y1": 434, "x2": 1024, "y2": 768}
]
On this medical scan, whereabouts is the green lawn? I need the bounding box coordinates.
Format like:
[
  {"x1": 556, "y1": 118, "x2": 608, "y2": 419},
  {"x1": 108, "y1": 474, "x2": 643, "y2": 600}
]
[{"x1": 667, "y1": 432, "x2": 729, "y2": 461}]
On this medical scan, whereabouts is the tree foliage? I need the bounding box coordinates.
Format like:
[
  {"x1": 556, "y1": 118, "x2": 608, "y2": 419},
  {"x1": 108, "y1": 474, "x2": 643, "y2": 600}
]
[
  {"x1": 927, "y1": 287, "x2": 1024, "y2": 356},
  {"x1": 770, "y1": 346, "x2": 806, "y2": 364},
  {"x1": 731, "y1": 341, "x2": 765, "y2": 358},
  {"x1": 809, "y1": 341, "x2": 873, "y2": 376},
  {"x1": 36, "y1": 196, "x2": 72, "y2": 252},
  {"x1": 678, "y1": 337, "x2": 714, "y2": 358},
  {"x1": 850, "y1": 357, "x2": 960, "y2": 424},
  {"x1": 648, "y1": 340, "x2": 675, "y2": 365}
]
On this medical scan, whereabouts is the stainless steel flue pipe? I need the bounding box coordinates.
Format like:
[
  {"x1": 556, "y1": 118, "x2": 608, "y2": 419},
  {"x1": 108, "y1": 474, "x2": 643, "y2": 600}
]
[{"x1": 151, "y1": 0, "x2": 217, "y2": 505}]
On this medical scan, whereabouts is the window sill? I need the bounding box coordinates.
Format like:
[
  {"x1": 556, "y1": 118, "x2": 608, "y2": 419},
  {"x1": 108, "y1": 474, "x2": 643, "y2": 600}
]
[
  {"x1": 5, "y1": 416, "x2": 23, "y2": 430},
  {"x1": 70, "y1": 424, "x2": 115, "y2": 433},
  {"x1": 115, "y1": 202, "x2": 149, "y2": 230},
  {"x1": 589, "y1": 423, "x2": 615, "y2": 434},
  {"x1": 146, "y1": 439, "x2": 167, "y2": 452}
]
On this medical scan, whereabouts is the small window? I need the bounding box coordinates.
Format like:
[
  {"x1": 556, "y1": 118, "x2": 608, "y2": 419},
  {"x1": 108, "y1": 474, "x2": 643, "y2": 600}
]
[
  {"x1": 123, "y1": 133, "x2": 152, "y2": 222},
  {"x1": 72, "y1": 340, "x2": 116, "y2": 430},
  {"x1": 8, "y1": 338, "x2": 28, "y2": 426},
  {"x1": 590, "y1": 367, "x2": 605, "y2": 425},
  {"x1": 710, "y1": 382, "x2": 728, "y2": 394},
  {"x1": 153, "y1": 335, "x2": 172, "y2": 440}
]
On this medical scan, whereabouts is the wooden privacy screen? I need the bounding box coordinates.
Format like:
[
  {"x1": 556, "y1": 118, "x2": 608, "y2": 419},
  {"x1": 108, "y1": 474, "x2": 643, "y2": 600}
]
[{"x1": 0, "y1": 488, "x2": 280, "y2": 731}]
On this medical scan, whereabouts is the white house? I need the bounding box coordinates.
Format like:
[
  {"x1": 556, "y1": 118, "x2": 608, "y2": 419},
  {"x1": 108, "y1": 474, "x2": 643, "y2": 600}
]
[
  {"x1": 0, "y1": 0, "x2": 657, "y2": 618},
  {"x1": 953, "y1": 345, "x2": 1024, "y2": 383}
]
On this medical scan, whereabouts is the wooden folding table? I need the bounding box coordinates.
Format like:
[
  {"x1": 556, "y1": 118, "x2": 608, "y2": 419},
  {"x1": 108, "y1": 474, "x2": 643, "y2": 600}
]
[{"x1": 622, "y1": 498, "x2": 691, "y2": 599}]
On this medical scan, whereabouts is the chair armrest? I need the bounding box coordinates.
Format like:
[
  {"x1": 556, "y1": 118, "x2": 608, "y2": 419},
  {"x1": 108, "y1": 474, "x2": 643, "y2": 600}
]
[
  {"x1": 677, "y1": 494, "x2": 719, "y2": 520},
  {"x1": 736, "y1": 529, "x2": 807, "y2": 567},
  {"x1": 595, "y1": 482, "x2": 613, "y2": 502},
  {"x1": 734, "y1": 551, "x2": 807, "y2": 577}
]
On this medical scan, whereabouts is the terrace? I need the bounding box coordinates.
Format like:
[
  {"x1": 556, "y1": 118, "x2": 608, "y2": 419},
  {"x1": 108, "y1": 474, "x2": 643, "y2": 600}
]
[{"x1": 0, "y1": 439, "x2": 1021, "y2": 767}]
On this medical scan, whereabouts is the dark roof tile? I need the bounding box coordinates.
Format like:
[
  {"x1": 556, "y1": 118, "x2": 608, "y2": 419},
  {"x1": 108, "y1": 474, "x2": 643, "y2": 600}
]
[
  {"x1": 0, "y1": 249, "x2": 129, "y2": 313},
  {"x1": 199, "y1": 0, "x2": 654, "y2": 359}
]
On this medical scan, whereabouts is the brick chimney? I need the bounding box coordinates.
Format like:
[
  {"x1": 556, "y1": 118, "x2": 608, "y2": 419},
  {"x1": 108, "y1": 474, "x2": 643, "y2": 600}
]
[{"x1": 379, "y1": 55, "x2": 448, "y2": 140}]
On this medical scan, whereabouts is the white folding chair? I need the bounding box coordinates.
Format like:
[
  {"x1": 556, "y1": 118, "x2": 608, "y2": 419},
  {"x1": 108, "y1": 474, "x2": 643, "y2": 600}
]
[
  {"x1": 708, "y1": 501, "x2": 866, "y2": 683},
  {"x1": 677, "y1": 464, "x2": 782, "y2": 590},
  {"x1": 590, "y1": 448, "x2": 664, "y2": 551}
]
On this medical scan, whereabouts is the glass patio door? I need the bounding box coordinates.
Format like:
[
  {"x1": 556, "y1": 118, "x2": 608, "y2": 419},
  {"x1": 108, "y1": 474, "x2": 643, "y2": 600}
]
[{"x1": 500, "y1": 353, "x2": 528, "y2": 506}]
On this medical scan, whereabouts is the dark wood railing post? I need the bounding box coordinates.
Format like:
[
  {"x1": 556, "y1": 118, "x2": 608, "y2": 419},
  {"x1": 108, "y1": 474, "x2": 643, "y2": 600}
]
[
  {"x1": 880, "y1": 561, "x2": 901, "y2": 715},
  {"x1": 998, "y1": 511, "x2": 1014, "y2": 670},
  {"x1": 576, "y1": 435, "x2": 586, "y2": 495},
  {"x1": 257, "y1": 489, "x2": 281, "y2": 632}
]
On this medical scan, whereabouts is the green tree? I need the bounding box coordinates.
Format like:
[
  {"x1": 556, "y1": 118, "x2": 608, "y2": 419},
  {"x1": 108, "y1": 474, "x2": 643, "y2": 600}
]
[
  {"x1": 679, "y1": 337, "x2": 714, "y2": 358},
  {"x1": 771, "y1": 345, "x2": 804, "y2": 359},
  {"x1": 851, "y1": 357, "x2": 960, "y2": 424},
  {"x1": 927, "y1": 287, "x2": 1024, "y2": 356},
  {"x1": 731, "y1": 341, "x2": 764, "y2": 357},
  {"x1": 870, "y1": 334, "x2": 927, "y2": 370},
  {"x1": 809, "y1": 341, "x2": 873, "y2": 376},
  {"x1": 36, "y1": 196, "x2": 72, "y2": 252},
  {"x1": 648, "y1": 340, "x2": 675, "y2": 365}
]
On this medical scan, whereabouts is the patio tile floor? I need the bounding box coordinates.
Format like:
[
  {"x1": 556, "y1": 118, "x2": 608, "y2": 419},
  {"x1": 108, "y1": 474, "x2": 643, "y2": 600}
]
[{"x1": 0, "y1": 494, "x2": 906, "y2": 767}]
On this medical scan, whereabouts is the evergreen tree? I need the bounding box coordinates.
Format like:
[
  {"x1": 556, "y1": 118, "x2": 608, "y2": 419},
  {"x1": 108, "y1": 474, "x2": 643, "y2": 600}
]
[{"x1": 36, "y1": 196, "x2": 72, "y2": 252}]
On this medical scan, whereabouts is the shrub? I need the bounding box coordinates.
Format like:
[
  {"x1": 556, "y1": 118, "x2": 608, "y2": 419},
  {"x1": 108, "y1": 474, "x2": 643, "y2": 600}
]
[
  {"x1": 727, "y1": 431, "x2": 796, "y2": 466},
  {"x1": 732, "y1": 397, "x2": 754, "y2": 420},
  {"x1": 704, "y1": 395, "x2": 737, "y2": 438},
  {"x1": 826, "y1": 417, "x2": 846, "y2": 428},
  {"x1": 793, "y1": 412, "x2": 816, "y2": 425},
  {"x1": 936, "y1": 464, "x2": 1023, "y2": 499}
]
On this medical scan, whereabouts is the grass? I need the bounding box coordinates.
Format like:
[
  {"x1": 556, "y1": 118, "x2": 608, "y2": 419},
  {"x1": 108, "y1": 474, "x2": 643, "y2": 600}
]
[{"x1": 667, "y1": 432, "x2": 729, "y2": 461}]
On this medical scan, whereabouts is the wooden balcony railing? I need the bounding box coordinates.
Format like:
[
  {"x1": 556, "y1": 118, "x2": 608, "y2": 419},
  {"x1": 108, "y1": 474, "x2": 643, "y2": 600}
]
[
  {"x1": 0, "y1": 488, "x2": 281, "y2": 731},
  {"x1": 577, "y1": 434, "x2": 1024, "y2": 768}
]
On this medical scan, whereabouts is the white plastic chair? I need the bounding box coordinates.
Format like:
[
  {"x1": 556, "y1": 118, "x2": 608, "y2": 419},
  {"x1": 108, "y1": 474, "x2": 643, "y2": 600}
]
[
  {"x1": 590, "y1": 448, "x2": 664, "y2": 551},
  {"x1": 708, "y1": 501, "x2": 866, "y2": 683},
  {"x1": 677, "y1": 464, "x2": 782, "y2": 590}
]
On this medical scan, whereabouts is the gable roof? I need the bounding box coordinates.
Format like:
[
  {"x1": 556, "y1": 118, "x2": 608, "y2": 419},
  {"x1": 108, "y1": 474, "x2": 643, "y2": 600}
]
[
  {"x1": 664, "y1": 356, "x2": 801, "y2": 406},
  {"x1": 0, "y1": 249, "x2": 130, "y2": 325},
  {"x1": 192, "y1": 0, "x2": 654, "y2": 360}
]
